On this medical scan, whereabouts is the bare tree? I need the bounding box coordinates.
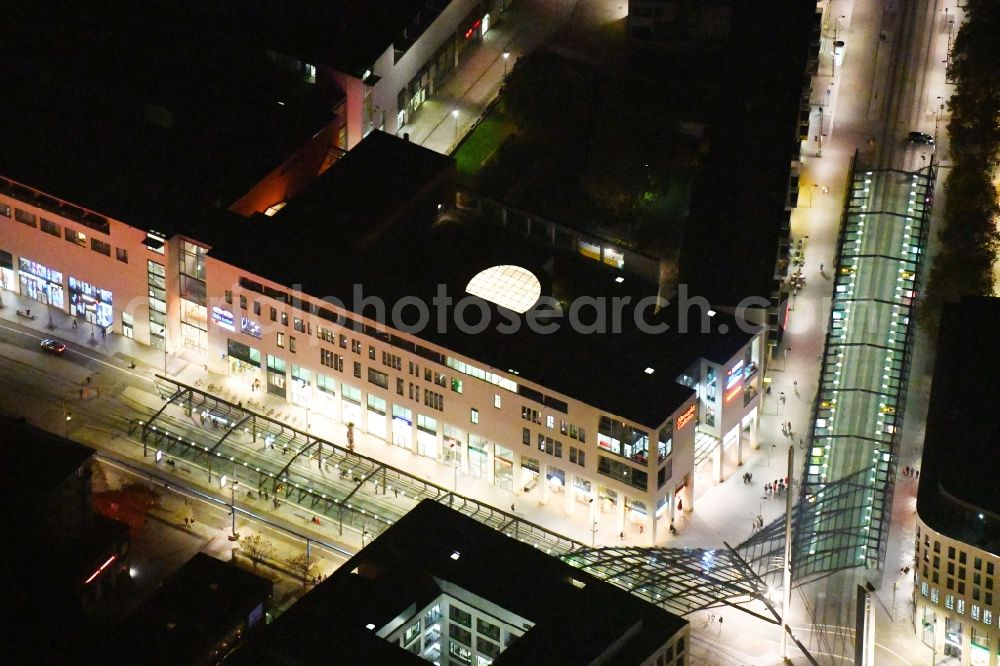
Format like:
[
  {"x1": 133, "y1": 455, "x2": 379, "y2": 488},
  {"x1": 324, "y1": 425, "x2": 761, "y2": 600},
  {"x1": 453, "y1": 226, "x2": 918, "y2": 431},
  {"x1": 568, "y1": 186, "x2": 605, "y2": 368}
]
[
  {"x1": 240, "y1": 534, "x2": 274, "y2": 571},
  {"x1": 286, "y1": 553, "x2": 315, "y2": 588}
]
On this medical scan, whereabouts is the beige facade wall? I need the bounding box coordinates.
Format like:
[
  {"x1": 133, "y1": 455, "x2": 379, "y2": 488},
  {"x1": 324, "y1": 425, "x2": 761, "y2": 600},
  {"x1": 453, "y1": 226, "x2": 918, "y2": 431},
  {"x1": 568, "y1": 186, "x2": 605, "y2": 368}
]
[{"x1": 915, "y1": 516, "x2": 1000, "y2": 665}]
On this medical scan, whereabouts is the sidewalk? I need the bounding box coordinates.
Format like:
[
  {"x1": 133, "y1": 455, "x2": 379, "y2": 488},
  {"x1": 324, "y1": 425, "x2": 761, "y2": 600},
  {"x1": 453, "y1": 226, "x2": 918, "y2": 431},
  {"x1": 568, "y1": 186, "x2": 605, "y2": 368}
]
[{"x1": 403, "y1": 0, "x2": 578, "y2": 154}]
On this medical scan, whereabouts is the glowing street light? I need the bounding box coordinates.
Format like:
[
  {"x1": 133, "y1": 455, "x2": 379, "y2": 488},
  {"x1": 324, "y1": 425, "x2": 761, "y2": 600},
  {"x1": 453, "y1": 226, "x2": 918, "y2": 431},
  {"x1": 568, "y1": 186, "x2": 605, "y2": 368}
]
[
  {"x1": 502, "y1": 50, "x2": 510, "y2": 78},
  {"x1": 452, "y1": 108, "x2": 459, "y2": 143}
]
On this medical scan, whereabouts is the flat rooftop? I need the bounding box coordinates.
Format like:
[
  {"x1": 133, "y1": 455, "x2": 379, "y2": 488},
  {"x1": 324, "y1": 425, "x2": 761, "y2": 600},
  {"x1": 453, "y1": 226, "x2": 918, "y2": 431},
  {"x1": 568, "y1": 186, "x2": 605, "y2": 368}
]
[
  {"x1": 0, "y1": 1, "x2": 336, "y2": 233},
  {"x1": 94, "y1": 552, "x2": 272, "y2": 664},
  {"x1": 233, "y1": 500, "x2": 686, "y2": 664},
  {"x1": 917, "y1": 296, "x2": 1000, "y2": 551},
  {"x1": 0, "y1": 413, "x2": 94, "y2": 503},
  {"x1": 198, "y1": 132, "x2": 755, "y2": 427}
]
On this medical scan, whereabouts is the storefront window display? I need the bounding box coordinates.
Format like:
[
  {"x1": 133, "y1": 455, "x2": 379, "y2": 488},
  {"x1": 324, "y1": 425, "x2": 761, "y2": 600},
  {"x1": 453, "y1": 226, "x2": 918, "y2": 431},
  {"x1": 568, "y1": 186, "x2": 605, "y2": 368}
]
[
  {"x1": 341, "y1": 383, "x2": 362, "y2": 426},
  {"x1": 18, "y1": 257, "x2": 64, "y2": 308},
  {"x1": 290, "y1": 365, "x2": 312, "y2": 406},
  {"x1": 391, "y1": 404, "x2": 412, "y2": 448},
  {"x1": 68, "y1": 276, "x2": 113, "y2": 329},
  {"x1": 367, "y1": 394, "x2": 387, "y2": 440},
  {"x1": 227, "y1": 339, "x2": 261, "y2": 383},
  {"x1": 468, "y1": 434, "x2": 489, "y2": 479},
  {"x1": 0, "y1": 250, "x2": 15, "y2": 294},
  {"x1": 494, "y1": 445, "x2": 513, "y2": 491},
  {"x1": 443, "y1": 424, "x2": 463, "y2": 466},
  {"x1": 416, "y1": 414, "x2": 437, "y2": 458}
]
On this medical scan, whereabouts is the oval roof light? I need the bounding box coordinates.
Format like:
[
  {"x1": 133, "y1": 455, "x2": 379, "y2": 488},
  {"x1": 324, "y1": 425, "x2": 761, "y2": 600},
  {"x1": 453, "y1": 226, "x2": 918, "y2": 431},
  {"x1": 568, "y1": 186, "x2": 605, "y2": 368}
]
[{"x1": 466, "y1": 265, "x2": 541, "y2": 314}]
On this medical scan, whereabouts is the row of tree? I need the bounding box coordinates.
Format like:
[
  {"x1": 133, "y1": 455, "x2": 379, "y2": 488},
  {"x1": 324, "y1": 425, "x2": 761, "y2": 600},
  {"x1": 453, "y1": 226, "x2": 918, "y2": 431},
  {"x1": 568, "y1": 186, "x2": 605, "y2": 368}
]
[{"x1": 922, "y1": 0, "x2": 1000, "y2": 327}]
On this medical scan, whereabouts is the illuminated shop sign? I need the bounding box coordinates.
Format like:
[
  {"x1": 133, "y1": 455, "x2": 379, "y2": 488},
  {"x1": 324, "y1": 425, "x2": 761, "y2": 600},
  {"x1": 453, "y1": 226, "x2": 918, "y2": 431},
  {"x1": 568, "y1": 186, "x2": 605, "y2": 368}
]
[
  {"x1": 676, "y1": 404, "x2": 696, "y2": 429},
  {"x1": 212, "y1": 307, "x2": 235, "y2": 332},
  {"x1": 241, "y1": 317, "x2": 262, "y2": 339},
  {"x1": 725, "y1": 360, "x2": 745, "y2": 389},
  {"x1": 19, "y1": 257, "x2": 62, "y2": 284},
  {"x1": 68, "y1": 276, "x2": 113, "y2": 328},
  {"x1": 724, "y1": 385, "x2": 741, "y2": 403}
]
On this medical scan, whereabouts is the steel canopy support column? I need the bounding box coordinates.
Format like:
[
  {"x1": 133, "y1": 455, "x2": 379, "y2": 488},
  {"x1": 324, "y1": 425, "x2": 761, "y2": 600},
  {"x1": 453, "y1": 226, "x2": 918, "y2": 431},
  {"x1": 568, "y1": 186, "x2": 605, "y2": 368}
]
[{"x1": 780, "y1": 446, "x2": 794, "y2": 659}]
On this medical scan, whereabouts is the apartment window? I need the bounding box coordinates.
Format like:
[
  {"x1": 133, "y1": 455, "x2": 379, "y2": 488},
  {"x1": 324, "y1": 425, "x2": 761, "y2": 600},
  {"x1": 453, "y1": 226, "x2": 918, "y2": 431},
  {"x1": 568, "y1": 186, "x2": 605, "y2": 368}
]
[
  {"x1": 985, "y1": 609, "x2": 993, "y2": 625},
  {"x1": 281, "y1": 312, "x2": 288, "y2": 326},
  {"x1": 116, "y1": 248, "x2": 128, "y2": 263},
  {"x1": 578, "y1": 450, "x2": 586, "y2": 466},
  {"x1": 340, "y1": 334, "x2": 348, "y2": 349},
  {"x1": 452, "y1": 378, "x2": 463, "y2": 394},
  {"x1": 0, "y1": 204, "x2": 10, "y2": 217},
  {"x1": 277, "y1": 332, "x2": 285, "y2": 348},
  {"x1": 546, "y1": 415, "x2": 555, "y2": 429},
  {"x1": 958, "y1": 599, "x2": 966, "y2": 615},
  {"x1": 41, "y1": 218, "x2": 60, "y2": 236},
  {"x1": 239, "y1": 294, "x2": 248, "y2": 310},
  {"x1": 959, "y1": 582, "x2": 966, "y2": 595},
  {"x1": 353, "y1": 361, "x2": 361, "y2": 378},
  {"x1": 224, "y1": 290, "x2": 233, "y2": 304},
  {"x1": 494, "y1": 394, "x2": 501, "y2": 409},
  {"x1": 921, "y1": 582, "x2": 929, "y2": 597},
  {"x1": 934, "y1": 541, "x2": 941, "y2": 553},
  {"x1": 522, "y1": 428, "x2": 530, "y2": 445},
  {"x1": 973, "y1": 604, "x2": 981, "y2": 620},
  {"x1": 351, "y1": 339, "x2": 361, "y2": 354},
  {"x1": 989, "y1": 562, "x2": 995, "y2": 576},
  {"x1": 947, "y1": 579, "x2": 954, "y2": 590},
  {"x1": 65, "y1": 227, "x2": 86, "y2": 247},
  {"x1": 988, "y1": 592, "x2": 994, "y2": 605},
  {"x1": 289, "y1": 336, "x2": 296, "y2": 353},
  {"x1": 946, "y1": 593, "x2": 954, "y2": 610},
  {"x1": 960, "y1": 567, "x2": 967, "y2": 580},
  {"x1": 90, "y1": 238, "x2": 111, "y2": 256},
  {"x1": 367, "y1": 368, "x2": 388, "y2": 389},
  {"x1": 949, "y1": 546, "x2": 956, "y2": 560},
  {"x1": 270, "y1": 306, "x2": 277, "y2": 322},
  {"x1": 960, "y1": 551, "x2": 967, "y2": 565},
  {"x1": 294, "y1": 317, "x2": 306, "y2": 333},
  {"x1": 14, "y1": 209, "x2": 36, "y2": 227},
  {"x1": 948, "y1": 562, "x2": 955, "y2": 576},
  {"x1": 397, "y1": 378, "x2": 404, "y2": 395},
  {"x1": 976, "y1": 557, "x2": 983, "y2": 570},
  {"x1": 471, "y1": 408, "x2": 479, "y2": 424},
  {"x1": 368, "y1": 345, "x2": 375, "y2": 360}
]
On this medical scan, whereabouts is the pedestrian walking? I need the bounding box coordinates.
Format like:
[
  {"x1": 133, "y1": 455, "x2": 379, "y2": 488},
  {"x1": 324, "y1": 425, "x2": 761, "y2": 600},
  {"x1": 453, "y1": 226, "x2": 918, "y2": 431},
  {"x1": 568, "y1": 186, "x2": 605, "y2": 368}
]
[
  {"x1": 719, "y1": 617, "x2": 724, "y2": 631},
  {"x1": 779, "y1": 392, "x2": 786, "y2": 404},
  {"x1": 639, "y1": 524, "x2": 644, "y2": 535},
  {"x1": 620, "y1": 531, "x2": 625, "y2": 541},
  {"x1": 766, "y1": 384, "x2": 772, "y2": 396},
  {"x1": 819, "y1": 262, "x2": 824, "y2": 272}
]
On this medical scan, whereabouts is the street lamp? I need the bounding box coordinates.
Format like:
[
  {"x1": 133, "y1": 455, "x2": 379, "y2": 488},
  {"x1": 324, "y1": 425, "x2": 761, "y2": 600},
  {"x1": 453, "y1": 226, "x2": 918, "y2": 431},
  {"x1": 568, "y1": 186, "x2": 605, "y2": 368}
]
[
  {"x1": 452, "y1": 109, "x2": 459, "y2": 143},
  {"x1": 63, "y1": 403, "x2": 72, "y2": 438},
  {"x1": 502, "y1": 50, "x2": 510, "y2": 78},
  {"x1": 222, "y1": 475, "x2": 240, "y2": 541}
]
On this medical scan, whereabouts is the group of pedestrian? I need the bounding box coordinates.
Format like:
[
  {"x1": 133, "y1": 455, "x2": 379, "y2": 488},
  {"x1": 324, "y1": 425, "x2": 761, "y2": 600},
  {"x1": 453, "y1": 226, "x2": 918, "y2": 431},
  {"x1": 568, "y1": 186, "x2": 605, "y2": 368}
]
[
  {"x1": 902, "y1": 466, "x2": 920, "y2": 479},
  {"x1": 781, "y1": 421, "x2": 794, "y2": 438},
  {"x1": 765, "y1": 478, "x2": 788, "y2": 496},
  {"x1": 741, "y1": 472, "x2": 754, "y2": 484}
]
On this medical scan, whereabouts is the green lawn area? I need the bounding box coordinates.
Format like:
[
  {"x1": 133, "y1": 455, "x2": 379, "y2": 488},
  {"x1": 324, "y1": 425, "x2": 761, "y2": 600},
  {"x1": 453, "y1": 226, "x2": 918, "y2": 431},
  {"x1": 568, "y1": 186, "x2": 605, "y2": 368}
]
[{"x1": 454, "y1": 111, "x2": 517, "y2": 183}]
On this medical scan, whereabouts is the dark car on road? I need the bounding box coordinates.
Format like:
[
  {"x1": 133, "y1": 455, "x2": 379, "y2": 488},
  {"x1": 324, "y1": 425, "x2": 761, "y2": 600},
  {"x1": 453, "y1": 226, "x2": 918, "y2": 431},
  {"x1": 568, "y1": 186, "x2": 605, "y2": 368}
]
[
  {"x1": 40, "y1": 339, "x2": 66, "y2": 354},
  {"x1": 908, "y1": 131, "x2": 935, "y2": 145}
]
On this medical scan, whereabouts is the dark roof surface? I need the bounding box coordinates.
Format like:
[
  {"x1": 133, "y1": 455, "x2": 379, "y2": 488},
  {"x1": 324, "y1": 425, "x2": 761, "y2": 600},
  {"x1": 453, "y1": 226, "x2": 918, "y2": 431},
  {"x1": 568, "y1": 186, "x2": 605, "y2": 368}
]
[
  {"x1": 198, "y1": 132, "x2": 751, "y2": 427},
  {"x1": 0, "y1": 0, "x2": 336, "y2": 233},
  {"x1": 678, "y1": 0, "x2": 815, "y2": 304},
  {"x1": 917, "y1": 296, "x2": 1000, "y2": 552},
  {"x1": 0, "y1": 413, "x2": 94, "y2": 501},
  {"x1": 233, "y1": 500, "x2": 685, "y2": 664},
  {"x1": 97, "y1": 552, "x2": 272, "y2": 665}
]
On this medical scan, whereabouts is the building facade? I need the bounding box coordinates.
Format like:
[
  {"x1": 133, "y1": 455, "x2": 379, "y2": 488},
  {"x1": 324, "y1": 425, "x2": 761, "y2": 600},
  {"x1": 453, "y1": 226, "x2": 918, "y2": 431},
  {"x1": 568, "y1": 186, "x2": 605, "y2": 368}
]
[
  {"x1": 0, "y1": 168, "x2": 762, "y2": 546},
  {"x1": 323, "y1": 0, "x2": 507, "y2": 147}
]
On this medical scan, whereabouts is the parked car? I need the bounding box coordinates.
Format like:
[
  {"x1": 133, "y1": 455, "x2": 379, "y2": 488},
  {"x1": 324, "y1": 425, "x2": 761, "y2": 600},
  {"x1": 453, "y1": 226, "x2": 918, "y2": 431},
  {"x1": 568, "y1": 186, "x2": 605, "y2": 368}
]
[
  {"x1": 908, "y1": 131, "x2": 935, "y2": 145},
  {"x1": 40, "y1": 339, "x2": 66, "y2": 355}
]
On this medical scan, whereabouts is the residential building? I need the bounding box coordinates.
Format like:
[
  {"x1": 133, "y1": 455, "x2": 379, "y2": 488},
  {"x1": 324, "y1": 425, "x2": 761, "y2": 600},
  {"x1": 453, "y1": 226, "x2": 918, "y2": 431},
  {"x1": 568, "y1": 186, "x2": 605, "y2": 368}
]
[
  {"x1": 914, "y1": 296, "x2": 1000, "y2": 666},
  {"x1": 232, "y1": 499, "x2": 690, "y2": 665}
]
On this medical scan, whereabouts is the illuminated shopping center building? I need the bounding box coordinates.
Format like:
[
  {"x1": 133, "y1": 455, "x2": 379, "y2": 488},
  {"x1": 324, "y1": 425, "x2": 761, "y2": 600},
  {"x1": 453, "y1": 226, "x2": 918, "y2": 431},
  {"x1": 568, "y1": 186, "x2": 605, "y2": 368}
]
[
  {"x1": 0, "y1": 132, "x2": 764, "y2": 545},
  {"x1": 914, "y1": 296, "x2": 1000, "y2": 666}
]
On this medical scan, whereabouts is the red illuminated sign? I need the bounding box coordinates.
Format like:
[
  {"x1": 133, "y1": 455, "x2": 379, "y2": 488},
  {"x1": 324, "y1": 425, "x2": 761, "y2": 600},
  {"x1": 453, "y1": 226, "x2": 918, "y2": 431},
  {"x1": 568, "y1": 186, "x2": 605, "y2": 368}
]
[
  {"x1": 84, "y1": 554, "x2": 117, "y2": 585},
  {"x1": 676, "y1": 404, "x2": 696, "y2": 429}
]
